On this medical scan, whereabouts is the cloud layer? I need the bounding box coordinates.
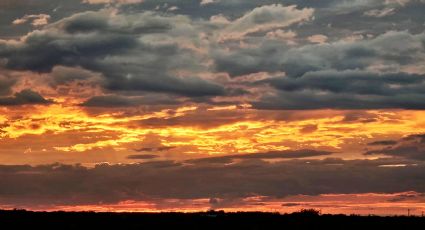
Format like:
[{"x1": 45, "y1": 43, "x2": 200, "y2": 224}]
[
  {"x1": 0, "y1": 157, "x2": 424, "y2": 207},
  {"x1": 0, "y1": 0, "x2": 425, "y2": 213},
  {"x1": 0, "y1": 2, "x2": 423, "y2": 109}
]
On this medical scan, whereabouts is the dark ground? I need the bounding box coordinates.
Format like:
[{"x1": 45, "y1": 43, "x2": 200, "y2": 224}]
[{"x1": 0, "y1": 209, "x2": 424, "y2": 229}]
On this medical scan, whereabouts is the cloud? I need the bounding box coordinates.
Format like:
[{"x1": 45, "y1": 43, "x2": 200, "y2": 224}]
[
  {"x1": 81, "y1": 94, "x2": 182, "y2": 107},
  {"x1": 134, "y1": 146, "x2": 176, "y2": 152},
  {"x1": 364, "y1": 8, "x2": 396, "y2": 17},
  {"x1": 0, "y1": 0, "x2": 424, "y2": 157},
  {"x1": 214, "y1": 30, "x2": 425, "y2": 77},
  {"x1": 252, "y1": 91, "x2": 425, "y2": 110},
  {"x1": 254, "y1": 70, "x2": 425, "y2": 110},
  {"x1": 229, "y1": 29, "x2": 425, "y2": 110},
  {"x1": 0, "y1": 10, "x2": 226, "y2": 98},
  {"x1": 265, "y1": 29, "x2": 297, "y2": 44},
  {"x1": 130, "y1": 133, "x2": 176, "y2": 154},
  {"x1": 0, "y1": 158, "x2": 424, "y2": 206},
  {"x1": 366, "y1": 133, "x2": 425, "y2": 160},
  {"x1": 0, "y1": 74, "x2": 15, "y2": 96},
  {"x1": 368, "y1": 140, "x2": 399, "y2": 146},
  {"x1": 49, "y1": 66, "x2": 102, "y2": 86},
  {"x1": 307, "y1": 34, "x2": 328, "y2": 44},
  {"x1": 0, "y1": 89, "x2": 53, "y2": 106},
  {"x1": 220, "y1": 4, "x2": 314, "y2": 41},
  {"x1": 12, "y1": 14, "x2": 51, "y2": 27},
  {"x1": 299, "y1": 124, "x2": 318, "y2": 134},
  {"x1": 127, "y1": 154, "x2": 159, "y2": 159},
  {"x1": 1, "y1": 3, "x2": 424, "y2": 111},
  {"x1": 200, "y1": 0, "x2": 220, "y2": 6},
  {"x1": 186, "y1": 149, "x2": 333, "y2": 164},
  {"x1": 82, "y1": 0, "x2": 144, "y2": 4},
  {"x1": 384, "y1": 0, "x2": 411, "y2": 7}
]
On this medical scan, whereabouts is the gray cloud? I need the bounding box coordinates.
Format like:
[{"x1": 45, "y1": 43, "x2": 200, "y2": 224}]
[
  {"x1": 215, "y1": 30, "x2": 425, "y2": 77},
  {"x1": 253, "y1": 90, "x2": 425, "y2": 110},
  {"x1": 264, "y1": 70, "x2": 425, "y2": 96},
  {"x1": 233, "y1": 30, "x2": 425, "y2": 110},
  {"x1": 2, "y1": 0, "x2": 423, "y2": 40},
  {"x1": 0, "y1": 89, "x2": 53, "y2": 106},
  {"x1": 0, "y1": 158, "x2": 424, "y2": 206},
  {"x1": 366, "y1": 133, "x2": 425, "y2": 160},
  {"x1": 368, "y1": 140, "x2": 399, "y2": 146},
  {"x1": 253, "y1": 69, "x2": 425, "y2": 110},
  {"x1": 0, "y1": 74, "x2": 15, "y2": 96},
  {"x1": 1, "y1": 2, "x2": 424, "y2": 109},
  {"x1": 49, "y1": 66, "x2": 102, "y2": 86},
  {"x1": 0, "y1": 0, "x2": 101, "y2": 40},
  {"x1": 0, "y1": 10, "x2": 225, "y2": 98}
]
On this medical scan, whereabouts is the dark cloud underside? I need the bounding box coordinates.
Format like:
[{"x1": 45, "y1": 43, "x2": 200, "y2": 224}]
[{"x1": 0, "y1": 158, "x2": 423, "y2": 206}]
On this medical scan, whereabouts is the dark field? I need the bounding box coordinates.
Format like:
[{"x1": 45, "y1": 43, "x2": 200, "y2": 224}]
[{"x1": 1, "y1": 209, "x2": 424, "y2": 229}]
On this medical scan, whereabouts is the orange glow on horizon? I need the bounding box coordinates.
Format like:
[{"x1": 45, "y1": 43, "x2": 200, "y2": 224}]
[{"x1": 4, "y1": 193, "x2": 424, "y2": 217}]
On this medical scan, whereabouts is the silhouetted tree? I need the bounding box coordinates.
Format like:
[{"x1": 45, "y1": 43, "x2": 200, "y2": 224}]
[{"x1": 292, "y1": 208, "x2": 321, "y2": 217}]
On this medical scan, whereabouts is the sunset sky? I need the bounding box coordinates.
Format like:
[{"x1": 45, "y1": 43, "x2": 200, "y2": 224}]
[{"x1": 1, "y1": 0, "x2": 425, "y2": 215}]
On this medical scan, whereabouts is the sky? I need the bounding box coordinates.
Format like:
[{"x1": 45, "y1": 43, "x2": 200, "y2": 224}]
[{"x1": 1, "y1": 0, "x2": 425, "y2": 215}]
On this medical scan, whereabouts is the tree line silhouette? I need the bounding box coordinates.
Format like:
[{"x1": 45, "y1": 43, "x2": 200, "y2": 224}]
[{"x1": 0, "y1": 209, "x2": 424, "y2": 229}]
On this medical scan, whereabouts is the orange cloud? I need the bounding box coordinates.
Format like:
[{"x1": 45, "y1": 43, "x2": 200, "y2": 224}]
[{"x1": 1, "y1": 100, "x2": 425, "y2": 165}]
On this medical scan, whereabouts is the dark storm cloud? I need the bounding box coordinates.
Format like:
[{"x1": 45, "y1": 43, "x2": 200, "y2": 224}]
[
  {"x1": 0, "y1": 1, "x2": 425, "y2": 109},
  {"x1": 264, "y1": 71, "x2": 425, "y2": 96},
  {"x1": 0, "y1": 158, "x2": 424, "y2": 206},
  {"x1": 252, "y1": 90, "x2": 425, "y2": 110},
  {"x1": 242, "y1": 30, "x2": 425, "y2": 110},
  {"x1": 215, "y1": 30, "x2": 425, "y2": 78},
  {"x1": 0, "y1": 18, "x2": 139, "y2": 72},
  {"x1": 366, "y1": 133, "x2": 425, "y2": 160},
  {"x1": 0, "y1": 10, "x2": 226, "y2": 97},
  {"x1": 253, "y1": 70, "x2": 425, "y2": 110},
  {"x1": 0, "y1": 89, "x2": 53, "y2": 106}
]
